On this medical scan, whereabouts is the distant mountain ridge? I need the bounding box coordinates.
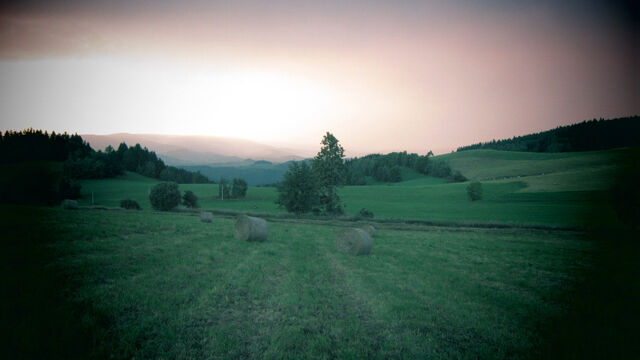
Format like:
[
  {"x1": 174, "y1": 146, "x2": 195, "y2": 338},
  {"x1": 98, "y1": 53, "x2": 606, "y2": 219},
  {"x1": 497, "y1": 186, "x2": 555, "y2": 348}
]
[
  {"x1": 81, "y1": 133, "x2": 307, "y2": 165},
  {"x1": 182, "y1": 162, "x2": 296, "y2": 186},
  {"x1": 456, "y1": 116, "x2": 639, "y2": 153}
]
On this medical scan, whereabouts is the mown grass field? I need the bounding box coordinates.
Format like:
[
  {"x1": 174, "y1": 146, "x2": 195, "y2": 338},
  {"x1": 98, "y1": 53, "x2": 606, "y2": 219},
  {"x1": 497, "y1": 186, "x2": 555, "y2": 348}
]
[
  {"x1": 3, "y1": 148, "x2": 638, "y2": 359},
  {"x1": 2, "y1": 205, "x2": 610, "y2": 359}
]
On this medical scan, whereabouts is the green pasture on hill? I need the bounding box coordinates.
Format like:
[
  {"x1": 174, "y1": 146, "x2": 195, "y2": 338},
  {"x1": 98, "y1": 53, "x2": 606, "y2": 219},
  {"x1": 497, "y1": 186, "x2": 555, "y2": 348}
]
[
  {"x1": 3, "y1": 205, "x2": 620, "y2": 359},
  {"x1": 78, "y1": 158, "x2": 623, "y2": 229},
  {"x1": 437, "y1": 148, "x2": 631, "y2": 182}
]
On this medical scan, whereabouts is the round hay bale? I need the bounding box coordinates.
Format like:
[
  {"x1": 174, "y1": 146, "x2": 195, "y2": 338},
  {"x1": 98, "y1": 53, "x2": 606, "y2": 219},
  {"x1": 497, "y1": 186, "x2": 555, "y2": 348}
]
[
  {"x1": 234, "y1": 215, "x2": 268, "y2": 242},
  {"x1": 362, "y1": 224, "x2": 376, "y2": 237},
  {"x1": 61, "y1": 199, "x2": 79, "y2": 210},
  {"x1": 200, "y1": 212, "x2": 213, "y2": 223},
  {"x1": 336, "y1": 228, "x2": 373, "y2": 255}
]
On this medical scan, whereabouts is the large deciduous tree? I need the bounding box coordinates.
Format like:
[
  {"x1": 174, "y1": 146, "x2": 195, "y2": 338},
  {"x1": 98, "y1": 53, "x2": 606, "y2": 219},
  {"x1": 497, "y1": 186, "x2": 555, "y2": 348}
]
[{"x1": 275, "y1": 161, "x2": 317, "y2": 214}]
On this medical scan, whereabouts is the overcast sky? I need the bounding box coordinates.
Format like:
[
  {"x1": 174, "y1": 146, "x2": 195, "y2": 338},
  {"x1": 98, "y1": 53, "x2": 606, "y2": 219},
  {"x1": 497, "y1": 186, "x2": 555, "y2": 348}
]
[{"x1": 0, "y1": 0, "x2": 637, "y2": 155}]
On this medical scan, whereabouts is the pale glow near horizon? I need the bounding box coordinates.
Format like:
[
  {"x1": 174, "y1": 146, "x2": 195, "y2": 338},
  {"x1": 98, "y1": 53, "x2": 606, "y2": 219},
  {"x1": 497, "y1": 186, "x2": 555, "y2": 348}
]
[
  {"x1": 0, "y1": 56, "x2": 396, "y2": 147},
  {"x1": 0, "y1": 1, "x2": 637, "y2": 155}
]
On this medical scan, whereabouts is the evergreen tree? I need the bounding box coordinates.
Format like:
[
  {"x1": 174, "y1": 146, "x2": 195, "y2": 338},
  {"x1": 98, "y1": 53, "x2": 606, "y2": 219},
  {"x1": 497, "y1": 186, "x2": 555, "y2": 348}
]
[{"x1": 312, "y1": 132, "x2": 346, "y2": 214}]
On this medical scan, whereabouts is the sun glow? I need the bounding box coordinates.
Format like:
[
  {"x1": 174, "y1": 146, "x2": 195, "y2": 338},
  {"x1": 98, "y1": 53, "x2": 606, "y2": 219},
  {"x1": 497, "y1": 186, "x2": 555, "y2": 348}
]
[{"x1": 0, "y1": 56, "x2": 344, "y2": 142}]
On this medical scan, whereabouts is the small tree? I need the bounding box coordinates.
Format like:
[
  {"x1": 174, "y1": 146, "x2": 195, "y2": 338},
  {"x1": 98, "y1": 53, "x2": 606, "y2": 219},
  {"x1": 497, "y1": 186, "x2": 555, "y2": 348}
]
[
  {"x1": 276, "y1": 162, "x2": 318, "y2": 214},
  {"x1": 149, "y1": 182, "x2": 181, "y2": 211},
  {"x1": 218, "y1": 178, "x2": 230, "y2": 199},
  {"x1": 466, "y1": 181, "x2": 483, "y2": 201},
  {"x1": 182, "y1": 190, "x2": 199, "y2": 208},
  {"x1": 231, "y1": 178, "x2": 248, "y2": 199},
  {"x1": 232, "y1": 178, "x2": 247, "y2": 198}
]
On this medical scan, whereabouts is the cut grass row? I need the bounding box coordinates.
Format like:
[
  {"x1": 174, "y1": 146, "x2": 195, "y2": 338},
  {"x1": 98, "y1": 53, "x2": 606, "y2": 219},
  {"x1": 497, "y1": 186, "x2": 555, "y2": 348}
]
[{"x1": 1, "y1": 206, "x2": 598, "y2": 358}]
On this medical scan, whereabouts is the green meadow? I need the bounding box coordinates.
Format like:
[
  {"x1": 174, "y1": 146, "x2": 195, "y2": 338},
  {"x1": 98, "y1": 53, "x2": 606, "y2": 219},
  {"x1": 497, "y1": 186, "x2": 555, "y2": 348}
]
[
  {"x1": 78, "y1": 149, "x2": 629, "y2": 228},
  {"x1": 2, "y1": 148, "x2": 638, "y2": 358},
  {"x1": 1, "y1": 205, "x2": 608, "y2": 359}
]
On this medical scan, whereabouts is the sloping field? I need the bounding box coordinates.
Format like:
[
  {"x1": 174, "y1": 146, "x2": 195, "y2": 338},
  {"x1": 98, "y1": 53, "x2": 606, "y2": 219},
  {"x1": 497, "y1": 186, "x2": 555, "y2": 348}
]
[{"x1": 437, "y1": 148, "x2": 630, "y2": 187}]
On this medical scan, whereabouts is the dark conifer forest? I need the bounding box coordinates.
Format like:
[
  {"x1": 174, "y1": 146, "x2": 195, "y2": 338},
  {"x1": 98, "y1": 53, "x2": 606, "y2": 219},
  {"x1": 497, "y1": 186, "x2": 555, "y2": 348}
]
[{"x1": 456, "y1": 116, "x2": 639, "y2": 153}]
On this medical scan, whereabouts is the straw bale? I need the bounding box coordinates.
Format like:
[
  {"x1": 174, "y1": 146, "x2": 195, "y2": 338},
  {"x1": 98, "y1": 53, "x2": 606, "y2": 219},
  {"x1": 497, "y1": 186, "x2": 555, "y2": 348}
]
[
  {"x1": 336, "y1": 228, "x2": 373, "y2": 255},
  {"x1": 234, "y1": 215, "x2": 268, "y2": 242}
]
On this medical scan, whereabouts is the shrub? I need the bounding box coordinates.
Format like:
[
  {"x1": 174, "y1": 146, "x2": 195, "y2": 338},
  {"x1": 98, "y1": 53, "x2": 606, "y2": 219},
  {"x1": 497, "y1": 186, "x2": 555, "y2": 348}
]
[
  {"x1": 149, "y1": 182, "x2": 181, "y2": 211},
  {"x1": 449, "y1": 171, "x2": 467, "y2": 183},
  {"x1": 182, "y1": 190, "x2": 199, "y2": 208},
  {"x1": 120, "y1": 199, "x2": 141, "y2": 210},
  {"x1": 231, "y1": 178, "x2": 248, "y2": 199},
  {"x1": 466, "y1": 181, "x2": 483, "y2": 201},
  {"x1": 357, "y1": 208, "x2": 374, "y2": 218}
]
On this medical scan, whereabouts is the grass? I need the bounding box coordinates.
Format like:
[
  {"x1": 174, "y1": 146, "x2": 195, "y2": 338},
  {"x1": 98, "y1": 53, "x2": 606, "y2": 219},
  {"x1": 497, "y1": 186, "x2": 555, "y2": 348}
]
[
  {"x1": 77, "y1": 148, "x2": 635, "y2": 229},
  {"x1": 436, "y1": 148, "x2": 629, "y2": 182},
  {"x1": 1, "y1": 205, "x2": 605, "y2": 359},
  {"x1": 79, "y1": 175, "x2": 618, "y2": 229},
  {"x1": 3, "y1": 148, "x2": 638, "y2": 358},
  {"x1": 78, "y1": 172, "x2": 282, "y2": 214}
]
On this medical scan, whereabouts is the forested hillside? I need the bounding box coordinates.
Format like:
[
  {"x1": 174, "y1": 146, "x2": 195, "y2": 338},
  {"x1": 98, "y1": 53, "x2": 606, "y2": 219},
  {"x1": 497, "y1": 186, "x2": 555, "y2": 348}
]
[
  {"x1": 0, "y1": 129, "x2": 209, "y2": 183},
  {"x1": 345, "y1": 151, "x2": 465, "y2": 185},
  {"x1": 0, "y1": 130, "x2": 210, "y2": 205},
  {"x1": 457, "y1": 116, "x2": 639, "y2": 153}
]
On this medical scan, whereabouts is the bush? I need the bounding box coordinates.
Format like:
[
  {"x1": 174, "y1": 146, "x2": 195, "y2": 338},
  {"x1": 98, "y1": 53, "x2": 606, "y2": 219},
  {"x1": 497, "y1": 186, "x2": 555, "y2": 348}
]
[
  {"x1": 449, "y1": 171, "x2": 467, "y2": 183},
  {"x1": 466, "y1": 181, "x2": 483, "y2": 201},
  {"x1": 120, "y1": 199, "x2": 141, "y2": 210},
  {"x1": 149, "y1": 182, "x2": 181, "y2": 211},
  {"x1": 231, "y1": 178, "x2": 248, "y2": 199},
  {"x1": 357, "y1": 208, "x2": 374, "y2": 218},
  {"x1": 182, "y1": 190, "x2": 199, "y2": 208}
]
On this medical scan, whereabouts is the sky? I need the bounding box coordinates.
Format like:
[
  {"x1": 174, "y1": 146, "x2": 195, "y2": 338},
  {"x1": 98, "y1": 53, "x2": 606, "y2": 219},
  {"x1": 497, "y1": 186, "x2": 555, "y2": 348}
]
[{"x1": 0, "y1": 0, "x2": 637, "y2": 155}]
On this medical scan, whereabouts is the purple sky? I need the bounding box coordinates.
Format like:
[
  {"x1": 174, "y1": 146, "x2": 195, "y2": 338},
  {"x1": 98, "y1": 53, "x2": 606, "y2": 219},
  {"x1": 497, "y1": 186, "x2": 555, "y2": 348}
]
[{"x1": 0, "y1": 0, "x2": 637, "y2": 155}]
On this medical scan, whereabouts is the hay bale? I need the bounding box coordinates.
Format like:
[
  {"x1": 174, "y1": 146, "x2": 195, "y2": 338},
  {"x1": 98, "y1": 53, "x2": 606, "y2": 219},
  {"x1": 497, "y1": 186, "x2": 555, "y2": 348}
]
[
  {"x1": 336, "y1": 228, "x2": 373, "y2": 255},
  {"x1": 200, "y1": 212, "x2": 213, "y2": 223},
  {"x1": 362, "y1": 224, "x2": 376, "y2": 237},
  {"x1": 61, "y1": 199, "x2": 79, "y2": 210},
  {"x1": 234, "y1": 215, "x2": 268, "y2": 242}
]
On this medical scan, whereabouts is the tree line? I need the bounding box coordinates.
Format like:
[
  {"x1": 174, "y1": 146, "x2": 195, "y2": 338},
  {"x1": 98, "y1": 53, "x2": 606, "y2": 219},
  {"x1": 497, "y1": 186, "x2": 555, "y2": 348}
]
[
  {"x1": 0, "y1": 129, "x2": 210, "y2": 183},
  {"x1": 456, "y1": 116, "x2": 639, "y2": 153},
  {"x1": 0, "y1": 129, "x2": 213, "y2": 205},
  {"x1": 345, "y1": 151, "x2": 465, "y2": 184}
]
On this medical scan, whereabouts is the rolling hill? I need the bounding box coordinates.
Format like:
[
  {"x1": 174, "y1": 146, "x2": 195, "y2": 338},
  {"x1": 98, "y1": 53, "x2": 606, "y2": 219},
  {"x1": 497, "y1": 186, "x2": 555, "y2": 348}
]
[{"x1": 436, "y1": 148, "x2": 636, "y2": 192}]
